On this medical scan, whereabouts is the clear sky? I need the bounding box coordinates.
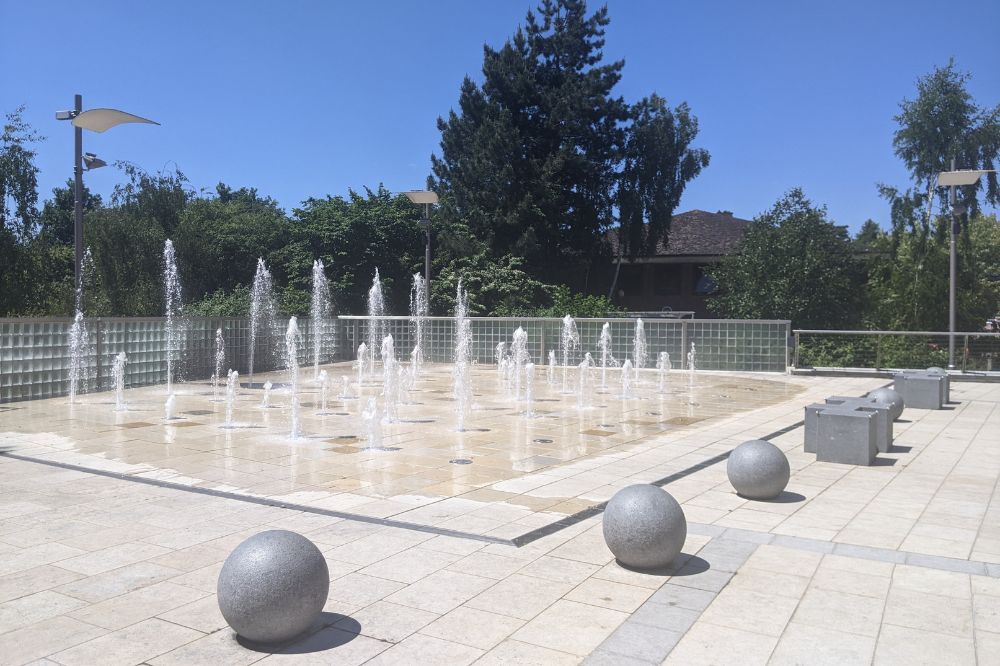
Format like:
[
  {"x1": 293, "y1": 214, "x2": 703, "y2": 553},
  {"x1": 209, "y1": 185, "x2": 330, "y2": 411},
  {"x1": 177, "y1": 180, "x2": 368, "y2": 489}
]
[{"x1": 3, "y1": 0, "x2": 998, "y2": 232}]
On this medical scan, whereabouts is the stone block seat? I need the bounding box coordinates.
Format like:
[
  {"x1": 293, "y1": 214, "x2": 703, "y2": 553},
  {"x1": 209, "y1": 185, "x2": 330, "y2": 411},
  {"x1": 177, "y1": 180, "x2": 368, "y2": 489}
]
[
  {"x1": 894, "y1": 373, "x2": 945, "y2": 410},
  {"x1": 814, "y1": 407, "x2": 878, "y2": 466}
]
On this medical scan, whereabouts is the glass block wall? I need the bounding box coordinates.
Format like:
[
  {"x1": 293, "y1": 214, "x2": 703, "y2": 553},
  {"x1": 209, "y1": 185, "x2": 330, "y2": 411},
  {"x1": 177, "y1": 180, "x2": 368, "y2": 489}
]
[
  {"x1": 1, "y1": 315, "x2": 784, "y2": 403},
  {"x1": 0, "y1": 316, "x2": 338, "y2": 403}
]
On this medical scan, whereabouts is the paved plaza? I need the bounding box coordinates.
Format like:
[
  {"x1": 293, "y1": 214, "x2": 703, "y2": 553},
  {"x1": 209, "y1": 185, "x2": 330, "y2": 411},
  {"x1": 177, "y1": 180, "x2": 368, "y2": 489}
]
[{"x1": 1, "y1": 366, "x2": 998, "y2": 664}]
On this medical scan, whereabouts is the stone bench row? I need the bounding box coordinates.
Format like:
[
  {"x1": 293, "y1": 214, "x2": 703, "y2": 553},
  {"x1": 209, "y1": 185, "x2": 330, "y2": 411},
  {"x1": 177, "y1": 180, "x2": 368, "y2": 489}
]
[{"x1": 802, "y1": 369, "x2": 950, "y2": 467}]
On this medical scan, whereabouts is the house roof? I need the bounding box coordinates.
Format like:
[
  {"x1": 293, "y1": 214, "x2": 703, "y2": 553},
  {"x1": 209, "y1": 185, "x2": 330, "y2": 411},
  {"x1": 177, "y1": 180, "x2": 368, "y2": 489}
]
[{"x1": 607, "y1": 209, "x2": 752, "y2": 257}]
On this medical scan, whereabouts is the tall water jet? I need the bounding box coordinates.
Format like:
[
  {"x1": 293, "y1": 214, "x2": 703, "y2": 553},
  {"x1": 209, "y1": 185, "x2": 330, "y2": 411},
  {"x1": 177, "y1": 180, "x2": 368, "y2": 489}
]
[
  {"x1": 113, "y1": 352, "x2": 128, "y2": 412},
  {"x1": 356, "y1": 343, "x2": 368, "y2": 387},
  {"x1": 249, "y1": 258, "x2": 278, "y2": 386},
  {"x1": 452, "y1": 280, "x2": 472, "y2": 432},
  {"x1": 577, "y1": 354, "x2": 595, "y2": 410},
  {"x1": 560, "y1": 315, "x2": 579, "y2": 393},
  {"x1": 363, "y1": 397, "x2": 383, "y2": 449},
  {"x1": 621, "y1": 359, "x2": 634, "y2": 399},
  {"x1": 340, "y1": 375, "x2": 353, "y2": 400},
  {"x1": 285, "y1": 317, "x2": 302, "y2": 439},
  {"x1": 657, "y1": 351, "x2": 672, "y2": 393},
  {"x1": 366, "y1": 269, "x2": 385, "y2": 376},
  {"x1": 524, "y1": 363, "x2": 536, "y2": 417},
  {"x1": 510, "y1": 327, "x2": 529, "y2": 401},
  {"x1": 261, "y1": 380, "x2": 273, "y2": 408},
  {"x1": 598, "y1": 322, "x2": 618, "y2": 388},
  {"x1": 163, "y1": 240, "x2": 183, "y2": 394},
  {"x1": 633, "y1": 318, "x2": 647, "y2": 374},
  {"x1": 68, "y1": 249, "x2": 93, "y2": 403},
  {"x1": 164, "y1": 392, "x2": 176, "y2": 421},
  {"x1": 495, "y1": 342, "x2": 507, "y2": 377},
  {"x1": 67, "y1": 310, "x2": 88, "y2": 403},
  {"x1": 225, "y1": 370, "x2": 238, "y2": 427},
  {"x1": 410, "y1": 273, "x2": 427, "y2": 376},
  {"x1": 213, "y1": 328, "x2": 225, "y2": 401},
  {"x1": 547, "y1": 350, "x2": 556, "y2": 384},
  {"x1": 310, "y1": 259, "x2": 333, "y2": 379},
  {"x1": 381, "y1": 335, "x2": 399, "y2": 422},
  {"x1": 317, "y1": 371, "x2": 329, "y2": 412},
  {"x1": 687, "y1": 342, "x2": 697, "y2": 377}
]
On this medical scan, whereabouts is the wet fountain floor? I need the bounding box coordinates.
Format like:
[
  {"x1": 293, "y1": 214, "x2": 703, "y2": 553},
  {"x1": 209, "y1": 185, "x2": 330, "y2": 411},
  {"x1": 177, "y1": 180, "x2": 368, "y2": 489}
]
[{"x1": 1, "y1": 363, "x2": 804, "y2": 539}]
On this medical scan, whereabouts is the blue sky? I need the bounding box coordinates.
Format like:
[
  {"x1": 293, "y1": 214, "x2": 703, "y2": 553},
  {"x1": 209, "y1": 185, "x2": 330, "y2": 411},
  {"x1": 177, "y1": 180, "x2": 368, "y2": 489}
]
[{"x1": 3, "y1": 0, "x2": 999, "y2": 232}]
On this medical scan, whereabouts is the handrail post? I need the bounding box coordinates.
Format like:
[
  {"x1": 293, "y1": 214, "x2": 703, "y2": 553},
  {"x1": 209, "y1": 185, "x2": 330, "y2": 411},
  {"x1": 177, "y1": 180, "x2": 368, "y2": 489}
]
[
  {"x1": 875, "y1": 335, "x2": 882, "y2": 371},
  {"x1": 963, "y1": 335, "x2": 969, "y2": 372},
  {"x1": 793, "y1": 331, "x2": 800, "y2": 368}
]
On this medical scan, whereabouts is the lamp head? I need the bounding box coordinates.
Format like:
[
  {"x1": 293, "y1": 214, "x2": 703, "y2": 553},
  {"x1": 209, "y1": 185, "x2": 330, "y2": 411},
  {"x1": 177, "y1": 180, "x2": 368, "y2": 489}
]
[{"x1": 82, "y1": 153, "x2": 107, "y2": 170}]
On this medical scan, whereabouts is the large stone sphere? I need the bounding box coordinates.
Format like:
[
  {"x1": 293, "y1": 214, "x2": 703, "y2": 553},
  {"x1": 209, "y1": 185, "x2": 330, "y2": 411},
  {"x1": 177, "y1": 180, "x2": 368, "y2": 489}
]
[
  {"x1": 603, "y1": 484, "x2": 687, "y2": 570},
  {"x1": 218, "y1": 530, "x2": 329, "y2": 644},
  {"x1": 868, "y1": 387, "x2": 904, "y2": 421},
  {"x1": 727, "y1": 439, "x2": 790, "y2": 500},
  {"x1": 926, "y1": 366, "x2": 946, "y2": 375}
]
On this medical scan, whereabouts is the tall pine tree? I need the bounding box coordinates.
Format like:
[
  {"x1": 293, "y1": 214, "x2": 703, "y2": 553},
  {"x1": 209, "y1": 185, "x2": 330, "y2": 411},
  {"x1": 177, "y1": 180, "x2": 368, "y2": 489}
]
[{"x1": 431, "y1": 0, "x2": 629, "y2": 285}]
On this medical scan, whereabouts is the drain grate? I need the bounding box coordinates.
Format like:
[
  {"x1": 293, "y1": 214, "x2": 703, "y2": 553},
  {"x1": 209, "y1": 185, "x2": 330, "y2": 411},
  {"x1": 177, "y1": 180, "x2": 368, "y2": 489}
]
[
  {"x1": 533, "y1": 438, "x2": 554, "y2": 444},
  {"x1": 449, "y1": 458, "x2": 473, "y2": 465}
]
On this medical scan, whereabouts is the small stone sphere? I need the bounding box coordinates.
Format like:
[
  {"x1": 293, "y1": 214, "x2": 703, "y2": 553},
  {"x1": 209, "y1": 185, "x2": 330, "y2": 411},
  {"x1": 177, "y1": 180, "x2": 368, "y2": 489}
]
[
  {"x1": 927, "y1": 367, "x2": 946, "y2": 376},
  {"x1": 869, "y1": 387, "x2": 904, "y2": 421},
  {"x1": 727, "y1": 439, "x2": 790, "y2": 500},
  {"x1": 218, "y1": 530, "x2": 329, "y2": 644},
  {"x1": 603, "y1": 484, "x2": 687, "y2": 570}
]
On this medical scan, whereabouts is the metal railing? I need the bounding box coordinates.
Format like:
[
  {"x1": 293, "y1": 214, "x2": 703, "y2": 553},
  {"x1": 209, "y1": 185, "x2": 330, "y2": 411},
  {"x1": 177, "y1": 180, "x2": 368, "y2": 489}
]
[
  {"x1": 792, "y1": 329, "x2": 1000, "y2": 373},
  {"x1": 338, "y1": 316, "x2": 789, "y2": 372}
]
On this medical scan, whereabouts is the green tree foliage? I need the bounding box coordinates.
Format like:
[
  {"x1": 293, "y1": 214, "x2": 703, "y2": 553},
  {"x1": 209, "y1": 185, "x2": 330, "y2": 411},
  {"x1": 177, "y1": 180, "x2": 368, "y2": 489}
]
[
  {"x1": 893, "y1": 60, "x2": 1000, "y2": 215},
  {"x1": 83, "y1": 208, "x2": 166, "y2": 315},
  {"x1": 430, "y1": 253, "x2": 549, "y2": 316},
  {"x1": 865, "y1": 214, "x2": 1000, "y2": 331},
  {"x1": 286, "y1": 186, "x2": 423, "y2": 315},
  {"x1": 706, "y1": 189, "x2": 862, "y2": 328},
  {"x1": 37, "y1": 179, "x2": 102, "y2": 245},
  {"x1": 174, "y1": 183, "x2": 289, "y2": 303},
  {"x1": 0, "y1": 106, "x2": 43, "y2": 240},
  {"x1": 111, "y1": 162, "x2": 192, "y2": 237},
  {"x1": 433, "y1": 0, "x2": 647, "y2": 285}
]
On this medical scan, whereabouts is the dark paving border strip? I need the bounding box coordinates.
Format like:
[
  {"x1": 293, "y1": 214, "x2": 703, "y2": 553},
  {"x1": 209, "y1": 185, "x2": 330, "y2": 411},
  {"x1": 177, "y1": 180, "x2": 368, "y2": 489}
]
[
  {"x1": 0, "y1": 450, "x2": 511, "y2": 545},
  {"x1": 511, "y1": 419, "x2": 807, "y2": 547}
]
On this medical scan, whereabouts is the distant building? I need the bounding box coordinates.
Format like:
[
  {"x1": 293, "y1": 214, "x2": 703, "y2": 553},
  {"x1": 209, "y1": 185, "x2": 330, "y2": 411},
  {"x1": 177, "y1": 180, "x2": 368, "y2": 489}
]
[{"x1": 605, "y1": 210, "x2": 751, "y2": 317}]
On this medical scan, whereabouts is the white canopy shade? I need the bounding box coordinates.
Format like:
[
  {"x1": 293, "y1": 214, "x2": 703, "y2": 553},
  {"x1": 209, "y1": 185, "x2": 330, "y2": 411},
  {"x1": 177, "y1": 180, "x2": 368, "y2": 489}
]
[
  {"x1": 404, "y1": 190, "x2": 439, "y2": 205},
  {"x1": 937, "y1": 170, "x2": 993, "y2": 187},
  {"x1": 72, "y1": 108, "x2": 159, "y2": 133}
]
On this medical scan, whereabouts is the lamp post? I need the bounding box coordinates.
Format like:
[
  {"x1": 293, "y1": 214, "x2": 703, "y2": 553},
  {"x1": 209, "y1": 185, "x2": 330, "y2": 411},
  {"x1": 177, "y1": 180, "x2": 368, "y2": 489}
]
[
  {"x1": 55, "y1": 95, "x2": 159, "y2": 298},
  {"x1": 404, "y1": 190, "x2": 439, "y2": 305},
  {"x1": 936, "y1": 166, "x2": 996, "y2": 369}
]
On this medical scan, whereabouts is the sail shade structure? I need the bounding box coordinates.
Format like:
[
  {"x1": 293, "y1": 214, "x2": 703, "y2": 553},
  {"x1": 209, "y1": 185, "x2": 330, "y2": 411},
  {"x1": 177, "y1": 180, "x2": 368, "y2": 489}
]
[
  {"x1": 937, "y1": 170, "x2": 993, "y2": 187},
  {"x1": 72, "y1": 108, "x2": 159, "y2": 133}
]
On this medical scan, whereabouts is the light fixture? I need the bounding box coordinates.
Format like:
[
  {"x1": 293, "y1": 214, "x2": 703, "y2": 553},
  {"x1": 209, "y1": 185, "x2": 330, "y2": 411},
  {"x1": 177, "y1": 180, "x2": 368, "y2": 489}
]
[
  {"x1": 82, "y1": 153, "x2": 106, "y2": 170},
  {"x1": 404, "y1": 191, "x2": 438, "y2": 306},
  {"x1": 404, "y1": 191, "x2": 439, "y2": 205},
  {"x1": 937, "y1": 169, "x2": 994, "y2": 187}
]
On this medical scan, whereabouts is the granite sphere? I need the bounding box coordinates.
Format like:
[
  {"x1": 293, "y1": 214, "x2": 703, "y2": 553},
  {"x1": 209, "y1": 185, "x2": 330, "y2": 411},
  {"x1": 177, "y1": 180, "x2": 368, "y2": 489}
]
[
  {"x1": 603, "y1": 484, "x2": 687, "y2": 570},
  {"x1": 868, "y1": 387, "x2": 904, "y2": 421},
  {"x1": 926, "y1": 366, "x2": 946, "y2": 375},
  {"x1": 727, "y1": 439, "x2": 790, "y2": 500},
  {"x1": 218, "y1": 530, "x2": 329, "y2": 644}
]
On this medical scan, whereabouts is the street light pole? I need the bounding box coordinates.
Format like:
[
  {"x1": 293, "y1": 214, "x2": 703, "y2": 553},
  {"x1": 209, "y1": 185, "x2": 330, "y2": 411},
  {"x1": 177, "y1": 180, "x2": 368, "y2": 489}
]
[
  {"x1": 73, "y1": 94, "x2": 83, "y2": 297},
  {"x1": 949, "y1": 157, "x2": 957, "y2": 370},
  {"x1": 423, "y1": 202, "x2": 432, "y2": 306}
]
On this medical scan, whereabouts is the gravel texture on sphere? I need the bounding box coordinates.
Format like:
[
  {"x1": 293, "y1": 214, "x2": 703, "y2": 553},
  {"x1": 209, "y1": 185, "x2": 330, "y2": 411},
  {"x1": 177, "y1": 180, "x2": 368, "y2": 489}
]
[
  {"x1": 869, "y1": 387, "x2": 904, "y2": 421},
  {"x1": 603, "y1": 484, "x2": 687, "y2": 570},
  {"x1": 727, "y1": 439, "x2": 790, "y2": 500},
  {"x1": 218, "y1": 530, "x2": 329, "y2": 644}
]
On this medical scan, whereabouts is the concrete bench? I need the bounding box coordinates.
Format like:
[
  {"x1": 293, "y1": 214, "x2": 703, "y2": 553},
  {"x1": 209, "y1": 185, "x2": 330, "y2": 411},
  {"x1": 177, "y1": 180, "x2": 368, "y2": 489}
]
[
  {"x1": 926, "y1": 367, "x2": 950, "y2": 404},
  {"x1": 825, "y1": 397, "x2": 892, "y2": 453},
  {"x1": 815, "y1": 408, "x2": 878, "y2": 466},
  {"x1": 894, "y1": 373, "x2": 945, "y2": 410}
]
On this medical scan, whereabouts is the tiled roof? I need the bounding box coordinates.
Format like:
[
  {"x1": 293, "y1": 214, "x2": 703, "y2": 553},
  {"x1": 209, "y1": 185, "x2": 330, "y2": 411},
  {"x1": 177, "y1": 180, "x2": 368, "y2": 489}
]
[{"x1": 607, "y1": 209, "x2": 751, "y2": 257}]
